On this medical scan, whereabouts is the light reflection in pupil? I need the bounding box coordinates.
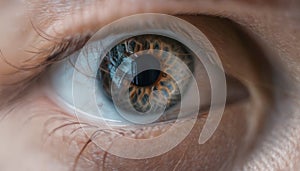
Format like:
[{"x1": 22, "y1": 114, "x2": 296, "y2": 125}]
[{"x1": 131, "y1": 54, "x2": 161, "y2": 87}]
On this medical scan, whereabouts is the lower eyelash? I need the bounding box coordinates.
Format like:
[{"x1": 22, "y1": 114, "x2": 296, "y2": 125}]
[
  {"x1": 44, "y1": 111, "x2": 182, "y2": 170},
  {"x1": 41, "y1": 111, "x2": 128, "y2": 170}
]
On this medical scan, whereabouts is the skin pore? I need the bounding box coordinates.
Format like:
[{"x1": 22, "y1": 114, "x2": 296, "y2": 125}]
[{"x1": 0, "y1": 0, "x2": 299, "y2": 170}]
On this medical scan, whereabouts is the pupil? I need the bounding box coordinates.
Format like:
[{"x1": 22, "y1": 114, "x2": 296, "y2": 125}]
[
  {"x1": 133, "y1": 70, "x2": 161, "y2": 87},
  {"x1": 132, "y1": 54, "x2": 161, "y2": 87}
]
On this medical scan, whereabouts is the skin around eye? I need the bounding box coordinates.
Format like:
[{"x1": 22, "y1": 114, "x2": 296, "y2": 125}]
[
  {"x1": 0, "y1": 1, "x2": 299, "y2": 171},
  {"x1": 0, "y1": 9, "x2": 268, "y2": 171},
  {"x1": 35, "y1": 15, "x2": 270, "y2": 170}
]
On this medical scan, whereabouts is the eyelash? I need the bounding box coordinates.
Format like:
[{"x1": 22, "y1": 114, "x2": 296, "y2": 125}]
[
  {"x1": 0, "y1": 26, "x2": 92, "y2": 115},
  {"x1": 44, "y1": 110, "x2": 162, "y2": 170}
]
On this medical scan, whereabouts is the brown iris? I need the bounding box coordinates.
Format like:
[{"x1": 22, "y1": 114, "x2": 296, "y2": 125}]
[{"x1": 98, "y1": 35, "x2": 194, "y2": 113}]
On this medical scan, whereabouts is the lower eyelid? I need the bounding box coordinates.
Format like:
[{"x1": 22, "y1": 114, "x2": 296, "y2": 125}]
[
  {"x1": 46, "y1": 115, "x2": 204, "y2": 170},
  {"x1": 30, "y1": 89, "x2": 213, "y2": 168},
  {"x1": 4, "y1": 81, "x2": 251, "y2": 171},
  {"x1": 43, "y1": 108, "x2": 198, "y2": 170},
  {"x1": 51, "y1": 107, "x2": 247, "y2": 171}
]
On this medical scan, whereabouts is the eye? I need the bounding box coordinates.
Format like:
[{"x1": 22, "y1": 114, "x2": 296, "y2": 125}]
[
  {"x1": 43, "y1": 14, "x2": 246, "y2": 127},
  {"x1": 34, "y1": 12, "x2": 272, "y2": 167}
]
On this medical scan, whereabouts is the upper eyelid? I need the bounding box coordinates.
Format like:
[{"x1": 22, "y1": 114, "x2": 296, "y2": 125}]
[
  {"x1": 25, "y1": 2, "x2": 236, "y2": 64},
  {"x1": 30, "y1": 1, "x2": 212, "y2": 39},
  {"x1": 25, "y1": 0, "x2": 293, "y2": 46},
  {"x1": 29, "y1": 0, "x2": 288, "y2": 15},
  {"x1": 24, "y1": 0, "x2": 286, "y2": 70}
]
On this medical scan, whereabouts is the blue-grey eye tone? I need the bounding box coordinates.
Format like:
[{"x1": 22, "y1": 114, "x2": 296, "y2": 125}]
[{"x1": 98, "y1": 34, "x2": 195, "y2": 113}]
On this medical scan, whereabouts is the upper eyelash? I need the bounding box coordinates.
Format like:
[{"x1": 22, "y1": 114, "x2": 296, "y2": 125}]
[
  {"x1": 31, "y1": 19, "x2": 93, "y2": 71},
  {"x1": 1, "y1": 22, "x2": 92, "y2": 72},
  {"x1": 44, "y1": 34, "x2": 92, "y2": 67},
  {"x1": 0, "y1": 24, "x2": 92, "y2": 112}
]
